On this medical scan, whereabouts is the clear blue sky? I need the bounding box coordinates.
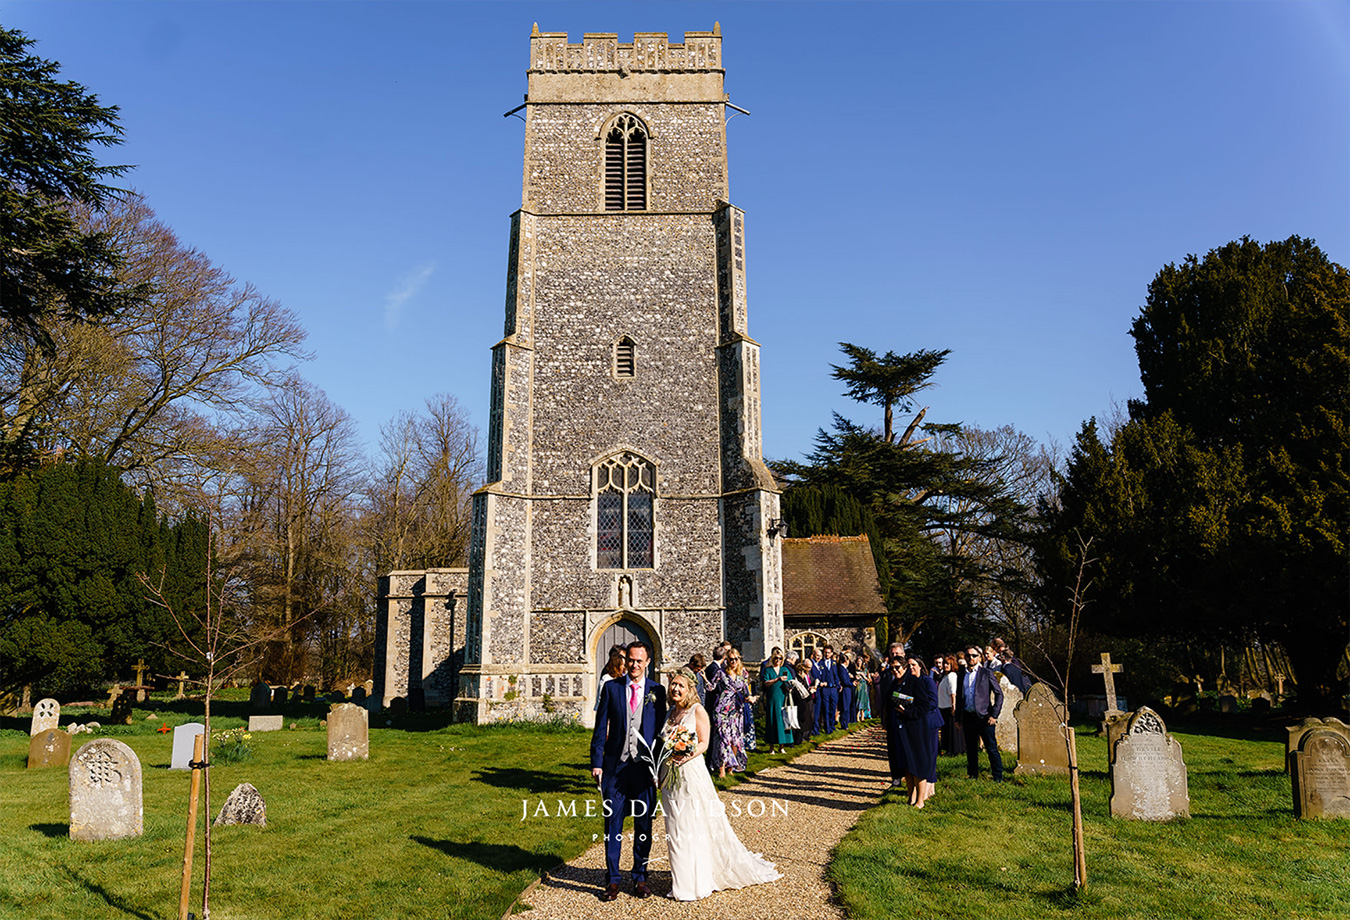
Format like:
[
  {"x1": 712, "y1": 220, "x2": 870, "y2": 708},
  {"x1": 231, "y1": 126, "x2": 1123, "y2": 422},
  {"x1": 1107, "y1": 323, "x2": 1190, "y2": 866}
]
[{"x1": 8, "y1": 1, "x2": 1348, "y2": 464}]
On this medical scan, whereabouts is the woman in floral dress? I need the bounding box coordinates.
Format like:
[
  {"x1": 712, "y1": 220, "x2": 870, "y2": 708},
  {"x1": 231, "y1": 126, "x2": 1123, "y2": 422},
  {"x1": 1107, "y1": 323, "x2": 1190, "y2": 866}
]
[{"x1": 708, "y1": 648, "x2": 755, "y2": 778}]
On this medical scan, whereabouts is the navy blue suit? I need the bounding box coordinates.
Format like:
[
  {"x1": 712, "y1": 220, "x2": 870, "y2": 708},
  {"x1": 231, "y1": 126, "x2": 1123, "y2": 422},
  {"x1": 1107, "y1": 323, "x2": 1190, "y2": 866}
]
[
  {"x1": 811, "y1": 659, "x2": 840, "y2": 735},
  {"x1": 956, "y1": 665, "x2": 1004, "y2": 781},
  {"x1": 590, "y1": 677, "x2": 666, "y2": 885}
]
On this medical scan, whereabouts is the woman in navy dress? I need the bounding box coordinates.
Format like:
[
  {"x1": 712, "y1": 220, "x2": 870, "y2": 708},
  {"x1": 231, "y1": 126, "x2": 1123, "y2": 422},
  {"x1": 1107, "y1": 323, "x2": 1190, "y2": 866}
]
[{"x1": 896, "y1": 654, "x2": 939, "y2": 808}]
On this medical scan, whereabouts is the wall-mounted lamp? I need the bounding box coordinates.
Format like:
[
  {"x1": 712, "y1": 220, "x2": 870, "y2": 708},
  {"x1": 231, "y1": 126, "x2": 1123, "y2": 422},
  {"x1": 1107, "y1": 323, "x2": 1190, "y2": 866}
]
[{"x1": 766, "y1": 518, "x2": 787, "y2": 539}]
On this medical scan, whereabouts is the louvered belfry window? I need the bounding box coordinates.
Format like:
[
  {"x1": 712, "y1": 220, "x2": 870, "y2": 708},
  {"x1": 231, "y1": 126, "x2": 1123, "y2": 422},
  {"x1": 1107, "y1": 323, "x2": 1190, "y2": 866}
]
[
  {"x1": 604, "y1": 114, "x2": 647, "y2": 211},
  {"x1": 596, "y1": 453, "x2": 655, "y2": 569},
  {"x1": 615, "y1": 337, "x2": 636, "y2": 377}
]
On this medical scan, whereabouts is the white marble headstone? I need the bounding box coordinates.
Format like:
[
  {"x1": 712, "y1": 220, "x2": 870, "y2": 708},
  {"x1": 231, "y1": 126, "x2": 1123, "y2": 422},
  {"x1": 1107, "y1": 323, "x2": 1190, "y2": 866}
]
[
  {"x1": 31, "y1": 697, "x2": 60, "y2": 736},
  {"x1": 70, "y1": 738, "x2": 143, "y2": 841},
  {"x1": 170, "y1": 722, "x2": 206, "y2": 770}
]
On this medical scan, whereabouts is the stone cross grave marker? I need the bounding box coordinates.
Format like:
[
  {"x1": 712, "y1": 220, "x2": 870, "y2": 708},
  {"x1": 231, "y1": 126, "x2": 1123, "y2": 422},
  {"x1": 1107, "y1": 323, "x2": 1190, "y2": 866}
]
[
  {"x1": 1013, "y1": 683, "x2": 1070, "y2": 776},
  {"x1": 1275, "y1": 675, "x2": 1286, "y2": 698},
  {"x1": 1109, "y1": 707, "x2": 1189, "y2": 821},
  {"x1": 31, "y1": 697, "x2": 60, "y2": 735},
  {"x1": 70, "y1": 738, "x2": 143, "y2": 840},
  {"x1": 133, "y1": 659, "x2": 149, "y2": 686},
  {"x1": 327, "y1": 702, "x2": 369, "y2": 761},
  {"x1": 995, "y1": 674, "x2": 1021, "y2": 753},
  {"x1": 249, "y1": 681, "x2": 272, "y2": 711},
  {"x1": 214, "y1": 782, "x2": 267, "y2": 827},
  {"x1": 174, "y1": 672, "x2": 189, "y2": 700},
  {"x1": 1291, "y1": 729, "x2": 1350, "y2": 819},
  {"x1": 1091, "y1": 653, "x2": 1124, "y2": 714},
  {"x1": 28, "y1": 728, "x2": 72, "y2": 769},
  {"x1": 170, "y1": 723, "x2": 206, "y2": 770}
]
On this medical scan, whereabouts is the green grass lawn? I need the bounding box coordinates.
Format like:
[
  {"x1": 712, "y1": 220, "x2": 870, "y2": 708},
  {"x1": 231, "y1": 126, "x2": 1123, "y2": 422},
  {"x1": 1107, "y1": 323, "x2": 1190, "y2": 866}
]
[
  {"x1": 0, "y1": 694, "x2": 867, "y2": 920},
  {"x1": 830, "y1": 719, "x2": 1350, "y2": 919}
]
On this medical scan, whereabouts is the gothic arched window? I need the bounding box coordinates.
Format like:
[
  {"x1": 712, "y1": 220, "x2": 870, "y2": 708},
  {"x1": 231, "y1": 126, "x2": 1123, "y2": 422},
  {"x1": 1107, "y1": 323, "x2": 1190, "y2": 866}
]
[
  {"x1": 789, "y1": 632, "x2": 828, "y2": 662},
  {"x1": 603, "y1": 114, "x2": 648, "y2": 211},
  {"x1": 596, "y1": 452, "x2": 655, "y2": 569}
]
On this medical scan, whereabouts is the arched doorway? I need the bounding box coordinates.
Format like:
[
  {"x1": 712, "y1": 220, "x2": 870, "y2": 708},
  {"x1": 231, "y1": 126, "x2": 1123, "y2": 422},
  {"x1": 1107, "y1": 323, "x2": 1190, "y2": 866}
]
[{"x1": 596, "y1": 618, "x2": 659, "y2": 684}]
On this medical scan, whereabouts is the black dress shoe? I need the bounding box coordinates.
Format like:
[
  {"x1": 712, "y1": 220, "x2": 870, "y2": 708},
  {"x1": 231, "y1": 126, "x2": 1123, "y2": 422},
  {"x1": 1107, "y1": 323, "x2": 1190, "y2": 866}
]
[
  {"x1": 633, "y1": 881, "x2": 652, "y2": 899},
  {"x1": 600, "y1": 883, "x2": 620, "y2": 901}
]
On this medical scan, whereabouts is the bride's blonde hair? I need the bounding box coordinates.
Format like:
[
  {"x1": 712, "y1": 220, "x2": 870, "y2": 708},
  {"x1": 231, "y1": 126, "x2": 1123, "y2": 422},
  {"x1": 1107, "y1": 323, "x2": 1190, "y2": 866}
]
[{"x1": 668, "y1": 667, "x2": 699, "y2": 691}]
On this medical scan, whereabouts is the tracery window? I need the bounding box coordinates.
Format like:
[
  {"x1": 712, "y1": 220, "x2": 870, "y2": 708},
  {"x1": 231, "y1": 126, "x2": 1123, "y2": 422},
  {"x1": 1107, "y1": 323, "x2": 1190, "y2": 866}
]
[
  {"x1": 603, "y1": 114, "x2": 648, "y2": 211},
  {"x1": 789, "y1": 632, "x2": 828, "y2": 662},
  {"x1": 596, "y1": 452, "x2": 655, "y2": 569}
]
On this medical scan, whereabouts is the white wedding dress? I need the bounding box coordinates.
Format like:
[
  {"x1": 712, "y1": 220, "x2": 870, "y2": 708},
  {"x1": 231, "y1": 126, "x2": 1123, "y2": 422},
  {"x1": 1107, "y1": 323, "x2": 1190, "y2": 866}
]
[{"x1": 661, "y1": 705, "x2": 782, "y2": 901}]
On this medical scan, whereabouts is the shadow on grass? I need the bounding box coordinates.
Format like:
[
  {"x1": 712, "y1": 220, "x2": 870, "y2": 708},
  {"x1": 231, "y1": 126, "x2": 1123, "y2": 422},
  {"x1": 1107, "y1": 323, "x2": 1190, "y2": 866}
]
[
  {"x1": 59, "y1": 866, "x2": 157, "y2": 920},
  {"x1": 472, "y1": 766, "x2": 594, "y2": 795},
  {"x1": 29, "y1": 822, "x2": 66, "y2": 838},
  {"x1": 411, "y1": 835, "x2": 559, "y2": 875}
]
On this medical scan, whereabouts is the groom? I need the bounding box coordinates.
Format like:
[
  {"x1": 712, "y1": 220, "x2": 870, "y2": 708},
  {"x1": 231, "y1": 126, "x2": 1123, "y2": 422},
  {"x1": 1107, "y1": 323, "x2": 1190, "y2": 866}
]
[{"x1": 591, "y1": 640, "x2": 666, "y2": 901}]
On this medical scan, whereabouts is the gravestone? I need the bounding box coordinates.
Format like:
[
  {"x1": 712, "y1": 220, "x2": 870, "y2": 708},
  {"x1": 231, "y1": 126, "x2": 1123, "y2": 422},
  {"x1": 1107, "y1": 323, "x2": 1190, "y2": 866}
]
[
  {"x1": 351, "y1": 685, "x2": 367, "y2": 703},
  {"x1": 174, "y1": 672, "x2": 190, "y2": 700},
  {"x1": 1104, "y1": 710, "x2": 1131, "y2": 764},
  {"x1": 1091, "y1": 653, "x2": 1125, "y2": 719},
  {"x1": 327, "y1": 702, "x2": 369, "y2": 761},
  {"x1": 328, "y1": 690, "x2": 346, "y2": 703},
  {"x1": 170, "y1": 723, "x2": 206, "y2": 770},
  {"x1": 1285, "y1": 717, "x2": 1350, "y2": 774},
  {"x1": 69, "y1": 739, "x2": 143, "y2": 840},
  {"x1": 214, "y1": 782, "x2": 267, "y2": 827},
  {"x1": 109, "y1": 692, "x2": 133, "y2": 725},
  {"x1": 302, "y1": 685, "x2": 316, "y2": 703},
  {"x1": 249, "y1": 715, "x2": 283, "y2": 732},
  {"x1": 1219, "y1": 694, "x2": 1238, "y2": 714},
  {"x1": 272, "y1": 686, "x2": 288, "y2": 706},
  {"x1": 388, "y1": 696, "x2": 407, "y2": 717},
  {"x1": 1291, "y1": 729, "x2": 1350, "y2": 819},
  {"x1": 995, "y1": 675, "x2": 1021, "y2": 752},
  {"x1": 363, "y1": 679, "x2": 374, "y2": 696},
  {"x1": 250, "y1": 682, "x2": 272, "y2": 711},
  {"x1": 1013, "y1": 683, "x2": 1070, "y2": 776},
  {"x1": 28, "y1": 728, "x2": 72, "y2": 769},
  {"x1": 1251, "y1": 697, "x2": 1271, "y2": 714},
  {"x1": 31, "y1": 697, "x2": 60, "y2": 735},
  {"x1": 1109, "y1": 707, "x2": 1189, "y2": 820}
]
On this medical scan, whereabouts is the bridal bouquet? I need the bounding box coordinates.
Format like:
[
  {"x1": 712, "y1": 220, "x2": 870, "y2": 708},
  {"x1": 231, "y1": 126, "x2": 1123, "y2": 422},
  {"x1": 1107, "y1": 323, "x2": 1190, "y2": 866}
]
[{"x1": 656, "y1": 723, "x2": 699, "y2": 790}]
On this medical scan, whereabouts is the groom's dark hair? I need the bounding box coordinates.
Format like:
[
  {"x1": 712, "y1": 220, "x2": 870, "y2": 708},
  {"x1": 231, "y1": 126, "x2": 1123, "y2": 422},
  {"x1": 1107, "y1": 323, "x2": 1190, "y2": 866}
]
[{"x1": 625, "y1": 640, "x2": 650, "y2": 658}]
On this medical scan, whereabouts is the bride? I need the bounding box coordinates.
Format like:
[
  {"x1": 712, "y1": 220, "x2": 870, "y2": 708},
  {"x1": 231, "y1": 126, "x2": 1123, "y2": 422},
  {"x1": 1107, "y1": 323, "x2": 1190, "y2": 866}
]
[{"x1": 659, "y1": 668, "x2": 781, "y2": 901}]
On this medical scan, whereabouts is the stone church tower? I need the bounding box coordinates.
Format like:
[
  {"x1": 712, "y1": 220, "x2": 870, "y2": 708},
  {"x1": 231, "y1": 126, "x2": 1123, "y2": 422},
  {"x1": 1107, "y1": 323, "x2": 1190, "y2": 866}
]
[{"x1": 451, "y1": 25, "x2": 782, "y2": 724}]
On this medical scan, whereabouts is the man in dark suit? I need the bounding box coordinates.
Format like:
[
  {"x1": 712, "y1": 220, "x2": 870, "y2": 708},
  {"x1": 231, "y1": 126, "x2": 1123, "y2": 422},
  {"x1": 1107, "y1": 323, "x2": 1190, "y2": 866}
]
[
  {"x1": 992, "y1": 638, "x2": 1034, "y2": 693},
  {"x1": 814, "y1": 644, "x2": 841, "y2": 734},
  {"x1": 957, "y1": 643, "x2": 1004, "y2": 781},
  {"x1": 876, "y1": 641, "x2": 905, "y2": 786},
  {"x1": 590, "y1": 641, "x2": 666, "y2": 900}
]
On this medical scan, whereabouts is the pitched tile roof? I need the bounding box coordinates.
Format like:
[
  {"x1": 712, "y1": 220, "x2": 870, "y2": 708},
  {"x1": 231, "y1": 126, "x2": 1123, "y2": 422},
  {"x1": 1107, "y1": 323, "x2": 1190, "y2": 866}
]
[{"x1": 782, "y1": 534, "x2": 887, "y2": 617}]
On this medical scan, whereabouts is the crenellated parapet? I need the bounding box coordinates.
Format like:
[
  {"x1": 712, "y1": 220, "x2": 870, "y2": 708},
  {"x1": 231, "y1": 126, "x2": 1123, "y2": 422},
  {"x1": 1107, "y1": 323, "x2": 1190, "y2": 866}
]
[{"x1": 529, "y1": 25, "x2": 722, "y2": 73}]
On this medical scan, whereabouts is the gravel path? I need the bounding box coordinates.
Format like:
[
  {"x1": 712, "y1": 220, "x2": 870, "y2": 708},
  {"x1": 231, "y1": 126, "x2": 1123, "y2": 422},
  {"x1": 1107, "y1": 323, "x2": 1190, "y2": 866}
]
[{"x1": 513, "y1": 726, "x2": 890, "y2": 920}]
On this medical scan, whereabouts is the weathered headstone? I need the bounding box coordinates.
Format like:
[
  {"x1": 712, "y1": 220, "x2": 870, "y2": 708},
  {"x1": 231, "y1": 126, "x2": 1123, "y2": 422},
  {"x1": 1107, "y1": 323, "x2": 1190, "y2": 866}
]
[
  {"x1": 1285, "y1": 717, "x2": 1350, "y2": 774},
  {"x1": 28, "y1": 728, "x2": 72, "y2": 769},
  {"x1": 69, "y1": 739, "x2": 143, "y2": 840},
  {"x1": 1109, "y1": 707, "x2": 1189, "y2": 820},
  {"x1": 995, "y1": 675, "x2": 1021, "y2": 752},
  {"x1": 109, "y1": 692, "x2": 133, "y2": 725},
  {"x1": 388, "y1": 696, "x2": 407, "y2": 717},
  {"x1": 1013, "y1": 683, "x2": 1070, "y2": 776},
  {"x1": 30, "y1": 697, "x2": 60, "y2": 735},
  {"x1": 327, "y1": 702, "x2": 369, "y2": 761},
  {"x1": 328, "y1": 690, "x2": 346, "y2": 703},
  {"x1": 1251, "y1": 697, "x2": 1271, "y2": 714},
  {"x1": 1219, "y1": 693, "x2": 1238, "y2": 714},
  {"x1": 363, "y1": 678, "x2": 374, "y2": 696},
  {"x1": 170, "y1": 723, "x2": 206, "y2": 770},
  {"x1": 302, "y1": 684, "x2": 316, "y2": 703},
  {"x1": 249, "y1": 715, "x2": 283, "y2": 732},
  {"x1": 250, "y1": 681, "x2": 272, "y2": 711},
  {"x1": 1291, "y1": 729, "x2": 1350, "y2": 819},
  {"x1": 1104, "y1": 710, "x2": 1131, "y2": 764},
  {"x1": 271, "y1": 686, "x2": 288, "y2": 706},
  {"x1": 214, "y1": 782, "x2": 267, "y2": 827},
  {"x1": 351, "y1": 685, "x2": 367, "y2": 703}
]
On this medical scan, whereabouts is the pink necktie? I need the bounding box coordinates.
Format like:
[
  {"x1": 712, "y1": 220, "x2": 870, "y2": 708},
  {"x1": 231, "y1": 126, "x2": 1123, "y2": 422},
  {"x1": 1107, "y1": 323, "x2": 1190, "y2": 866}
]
[{"x1": 629, "y1": 682, "x2": 639, "y2": 714}]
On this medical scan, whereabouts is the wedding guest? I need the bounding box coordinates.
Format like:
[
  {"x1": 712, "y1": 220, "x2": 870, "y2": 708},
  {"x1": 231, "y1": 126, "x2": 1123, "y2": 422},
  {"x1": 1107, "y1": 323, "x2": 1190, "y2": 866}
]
[
  {"x1": 705, "y1": 642, "x2": 729, "y2": 714},
  {"x1": 852, "y1": 654, "x2": 873, "y2": 720},
  {"x1": 878, "y1": 641, "x2": 906, "y2": 786},
  {"x1": 708, "y1": 648, "x2": 755, "y2": 778},
  {"x1": 897, "y1": 654, "x2": 939, "y2": 807},
  {"x1": 957, "y1": 643, "x2": 1005, "y2": 782},
  {"x1": 687, "y1": 653, "x2": 709, "y2": 707},
  {"x1": 991, "y1": 638, "x2": 1033, "y2": 693},
  {"x1": 595, "y1": 645, "x2": 626, "y2": 711},
  {"x1": 791, "y1": 660, "x2": 816, "y2": 745},
  {"x1": 837, "y1": 646, "x2": 855, "y2": 730},
  {"x1": 812, "y1": 645, "x2": 841, "y2": 735},
  {"x1": 761, "y1": 647, "x2": 792, "y2": 754},
  {"x1": 939, "y1": 654, "x2": 964, "y2": 755},
  {"x1": 743, "y1": 663, "x2": 758, "y2": 753}
]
